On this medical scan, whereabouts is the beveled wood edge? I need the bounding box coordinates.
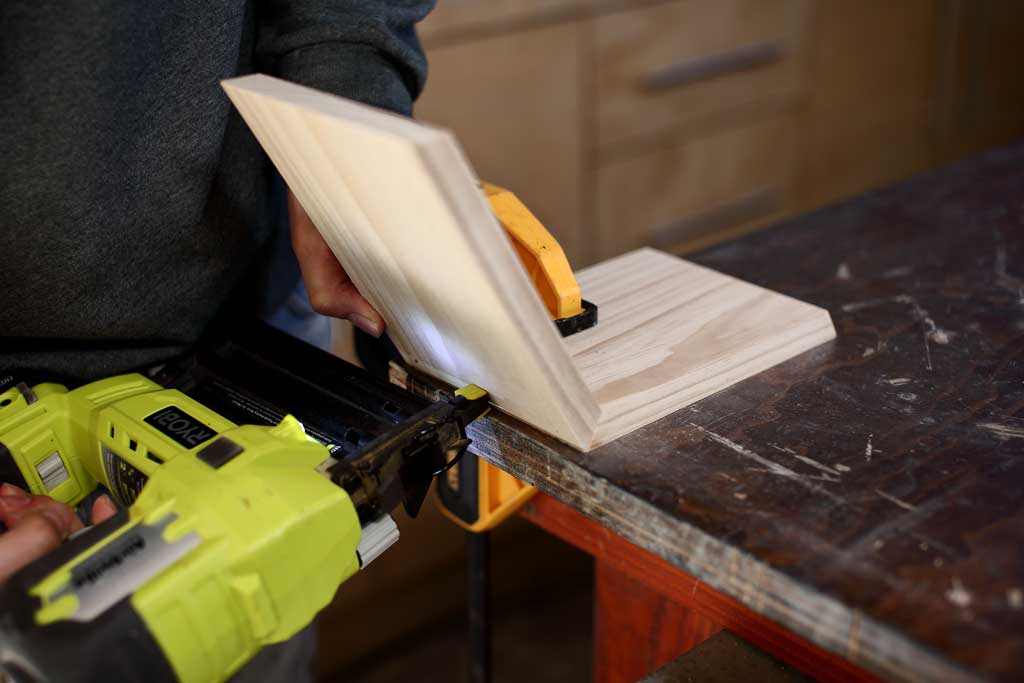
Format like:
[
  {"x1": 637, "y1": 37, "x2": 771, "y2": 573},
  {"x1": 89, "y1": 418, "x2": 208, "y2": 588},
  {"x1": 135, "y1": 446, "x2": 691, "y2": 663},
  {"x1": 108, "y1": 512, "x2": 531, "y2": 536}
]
[{"x1": 394, "y1": 365, "x2": 982, "y2": 683}]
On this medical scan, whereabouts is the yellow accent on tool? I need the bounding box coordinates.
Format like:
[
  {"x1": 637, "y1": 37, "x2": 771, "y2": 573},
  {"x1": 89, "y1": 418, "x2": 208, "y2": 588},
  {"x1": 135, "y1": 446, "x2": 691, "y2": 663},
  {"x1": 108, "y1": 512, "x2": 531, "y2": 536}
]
[{"x1": 436, "y1": 184, "x2": 598, "y2": 533}]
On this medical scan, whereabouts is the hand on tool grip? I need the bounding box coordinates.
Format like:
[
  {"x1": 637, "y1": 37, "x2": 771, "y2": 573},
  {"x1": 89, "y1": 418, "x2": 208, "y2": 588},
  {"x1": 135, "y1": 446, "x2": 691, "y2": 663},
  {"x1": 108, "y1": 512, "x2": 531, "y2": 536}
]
[
  {"x1": 0, "y1": 483, "x2": 116, "y2": 583},
  {"x1": 289, "y1": 190, "x2": 386, "y2": 337}
]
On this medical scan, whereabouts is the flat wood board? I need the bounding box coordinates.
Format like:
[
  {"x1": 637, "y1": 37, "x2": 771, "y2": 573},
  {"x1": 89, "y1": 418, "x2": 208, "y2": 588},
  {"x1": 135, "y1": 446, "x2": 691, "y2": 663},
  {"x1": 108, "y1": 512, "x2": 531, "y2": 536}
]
[{"x1": 222, "y1": 75, "x2": 836, "y2": 451}]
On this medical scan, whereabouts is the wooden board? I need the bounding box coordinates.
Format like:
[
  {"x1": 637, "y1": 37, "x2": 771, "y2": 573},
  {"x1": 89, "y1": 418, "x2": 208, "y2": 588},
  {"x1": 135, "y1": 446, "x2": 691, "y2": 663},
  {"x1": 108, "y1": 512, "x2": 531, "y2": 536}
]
[
  {"x1": 221, "y1": 75, "x2": 835, "y2": 451},
  {"x1": 570, "y1": 248, "x2": 835, "y2": 446}
]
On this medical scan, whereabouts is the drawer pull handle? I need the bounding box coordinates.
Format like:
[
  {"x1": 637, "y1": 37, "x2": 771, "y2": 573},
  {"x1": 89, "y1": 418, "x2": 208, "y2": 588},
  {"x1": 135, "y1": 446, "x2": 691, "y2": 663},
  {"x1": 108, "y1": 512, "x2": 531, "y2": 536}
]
[
  {"x1": 650, "y1": 187, "x2": 781, "y2": 248},
  {"x1": 644, "y1": 41, "x2": 785, "y2": 92}
]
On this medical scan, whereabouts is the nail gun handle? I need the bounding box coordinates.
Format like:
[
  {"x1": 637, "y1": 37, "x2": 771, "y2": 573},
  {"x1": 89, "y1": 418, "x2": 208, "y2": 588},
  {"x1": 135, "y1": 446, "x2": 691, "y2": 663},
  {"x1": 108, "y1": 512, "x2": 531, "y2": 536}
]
[{"x1": 0, "y1": 511, "x2": 178, "y2": 683}]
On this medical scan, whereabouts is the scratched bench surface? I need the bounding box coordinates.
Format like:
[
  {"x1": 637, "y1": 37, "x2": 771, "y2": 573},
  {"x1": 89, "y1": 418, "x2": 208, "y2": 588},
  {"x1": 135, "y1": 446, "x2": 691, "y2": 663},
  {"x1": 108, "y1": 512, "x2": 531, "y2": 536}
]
[{"x1": 415, "y1": 144, "x2": 1024, "y2": 683}]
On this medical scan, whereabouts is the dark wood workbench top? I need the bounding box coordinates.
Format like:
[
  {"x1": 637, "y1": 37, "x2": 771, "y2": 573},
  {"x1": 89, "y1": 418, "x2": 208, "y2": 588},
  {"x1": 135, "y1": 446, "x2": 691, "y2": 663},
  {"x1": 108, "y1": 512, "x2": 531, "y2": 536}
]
[{"x1": 410, "y1": 144, "x2": 1024, "y2": 683}]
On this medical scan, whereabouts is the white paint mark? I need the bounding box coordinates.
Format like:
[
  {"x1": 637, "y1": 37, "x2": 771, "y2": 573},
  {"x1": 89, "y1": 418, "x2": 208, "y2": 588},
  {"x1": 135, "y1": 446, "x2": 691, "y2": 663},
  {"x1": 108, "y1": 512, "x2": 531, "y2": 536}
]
[
  {"x1": 691, "y1": 425, "x2": 840, "y2": 500},
  {"x1": 882, "y1": 377, "x2": 912, "y2": 386},
  {"x1": 842, "y1": 295, "x2": 916, "y2": 313},
  {"x1": 733, "y1": 492, "x2": 747, "y2": 500},
  {"x1": 978, "y1": 422, "x2": 1024, "y2": 441},
  {"x1": 794, "y1": 455, "x2": 843, "y2": 476},
  {"x1": 862, "y1": 347, "x2": 876, "y2": 357},
  {"x1": 865, "y1": 434, "x2": 874, "y2": 461},
  {"x1": 835, "y1": 464, "x2": 851, "y2": 472},
  {"x1": 746, "y1": 467, "x2": 837, "y2": 483},
  {"x1": 876, "y1": 489, "x2": 916, "y2": 511},
  {"x1": 842, "y1": 295, "x2": 954, "y2": 372},
  {"x1": 945, "y1": 578, "x2": 972, "y2": 608},
  {"x1": 1008, "y1": 588, "x2": 1023, "y2": 609},
  {"x1": 898, "y1": 392, "x2": 919, "y2": 402},
  {"x1": 769, "y1": 443, "x2": 844, "y2": 477},
  {"x1": 836, "y1": 262, "x2": 852, "y2": 280},
  {"x1": 995, "y1": 246, "x2": 1024, "y2": 305}
]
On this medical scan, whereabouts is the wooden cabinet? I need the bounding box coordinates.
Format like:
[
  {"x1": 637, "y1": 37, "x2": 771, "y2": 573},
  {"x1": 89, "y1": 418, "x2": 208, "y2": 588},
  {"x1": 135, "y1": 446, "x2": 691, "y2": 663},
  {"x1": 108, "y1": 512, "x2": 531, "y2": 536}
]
[
  {"x1": 932, "y1": 0, "x2": 1024, "y2": 163},
  {"x1": 416, "y1": 0, "x2": 1024, "y2": 264},
  {"x1": 795, "y1": 0, "x2": 935, "y2": 210},
  {"x1": 594, "y1": 0, "x2": 810, "y2": 153},
  {"x1": 598, "y1": 115, "x2": 797, "y2": 255},
  {"x1": 416, "y1": 22, "x2": 586, "y2": 263}
]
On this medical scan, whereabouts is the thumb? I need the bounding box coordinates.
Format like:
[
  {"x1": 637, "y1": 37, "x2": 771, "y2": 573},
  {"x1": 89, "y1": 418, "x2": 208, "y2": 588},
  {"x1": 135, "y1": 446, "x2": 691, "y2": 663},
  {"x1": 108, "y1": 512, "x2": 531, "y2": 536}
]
[{"x1": 90, "y1": 495, "x2": 118, "y2": 525}]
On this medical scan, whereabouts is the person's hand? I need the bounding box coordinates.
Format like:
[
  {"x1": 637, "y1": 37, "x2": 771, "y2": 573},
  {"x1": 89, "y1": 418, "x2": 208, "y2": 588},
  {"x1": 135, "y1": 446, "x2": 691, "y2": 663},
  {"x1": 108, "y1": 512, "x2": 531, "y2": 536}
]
[
  {"x1": 288, "y1": 190, "x2": 385, "y2": 337},
  {"x1": 0, "y1": 483, "x2": 117, "y2": 582}
]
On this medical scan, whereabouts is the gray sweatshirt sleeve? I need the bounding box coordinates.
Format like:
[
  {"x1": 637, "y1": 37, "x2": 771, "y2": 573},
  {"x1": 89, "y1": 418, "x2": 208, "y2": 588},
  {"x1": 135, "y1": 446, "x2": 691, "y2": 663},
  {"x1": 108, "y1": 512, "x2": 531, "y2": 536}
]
[{"x1": 254, "y1": 0, "x2": 434, "y2": 115}]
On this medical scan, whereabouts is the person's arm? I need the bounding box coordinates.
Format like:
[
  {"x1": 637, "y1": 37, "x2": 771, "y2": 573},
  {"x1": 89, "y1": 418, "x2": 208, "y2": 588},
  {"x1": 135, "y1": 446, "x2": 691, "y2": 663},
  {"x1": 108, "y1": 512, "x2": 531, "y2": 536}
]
[{"x1": 255, "y1": 0, "x2": 434, "y2": 335}]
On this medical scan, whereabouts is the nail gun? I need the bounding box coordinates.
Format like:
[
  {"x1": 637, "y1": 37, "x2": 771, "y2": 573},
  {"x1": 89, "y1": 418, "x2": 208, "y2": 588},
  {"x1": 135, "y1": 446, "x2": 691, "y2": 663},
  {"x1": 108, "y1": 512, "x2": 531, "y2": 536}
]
[{"x1": 0, "y1": 321, "x2": 488, "y2": 683}]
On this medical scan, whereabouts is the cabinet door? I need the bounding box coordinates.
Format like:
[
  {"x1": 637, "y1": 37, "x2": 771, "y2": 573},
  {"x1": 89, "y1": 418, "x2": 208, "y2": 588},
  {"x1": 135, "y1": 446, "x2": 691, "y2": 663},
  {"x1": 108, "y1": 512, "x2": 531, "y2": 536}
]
[
  {"x1": 597, "y1": 115, "x2": 797, "y2": 257},
  {"x1": 932, "y1": 0, "x2": 1024, "y2": 163},
  {"x1": 595, "y1": 0, "x2": 811, "y2": 153},
  {"x1": 416, "y1": 22, "x2": 587, "y2": 264},
  {"x1": 795, "y1": 0, "x2": 934, "y2": 211}
]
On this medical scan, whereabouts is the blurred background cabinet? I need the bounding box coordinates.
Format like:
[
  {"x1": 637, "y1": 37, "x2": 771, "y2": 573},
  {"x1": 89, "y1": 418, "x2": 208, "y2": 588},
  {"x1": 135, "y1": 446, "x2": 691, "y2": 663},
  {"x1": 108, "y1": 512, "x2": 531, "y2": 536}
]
[{"x1": 416, "y1": 0, "x2": 1024, "y2": 266}]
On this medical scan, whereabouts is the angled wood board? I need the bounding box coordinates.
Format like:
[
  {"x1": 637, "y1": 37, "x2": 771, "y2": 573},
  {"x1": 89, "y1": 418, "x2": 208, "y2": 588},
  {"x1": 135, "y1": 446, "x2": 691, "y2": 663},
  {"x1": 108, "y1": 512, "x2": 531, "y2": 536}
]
[{"x1": 222, "y1": 75, "x2": 836, "y2": 451}]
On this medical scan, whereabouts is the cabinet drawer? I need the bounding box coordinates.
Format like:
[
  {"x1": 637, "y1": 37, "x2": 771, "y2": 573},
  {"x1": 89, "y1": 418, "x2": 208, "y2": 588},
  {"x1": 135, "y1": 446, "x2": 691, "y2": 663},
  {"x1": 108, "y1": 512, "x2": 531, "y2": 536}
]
[
  {"x1": 595, "y1": 0, "x2": 810, "y2": 152},
  {"x1": 597, "y1": 116, "x2": 796, "y2": 257}
]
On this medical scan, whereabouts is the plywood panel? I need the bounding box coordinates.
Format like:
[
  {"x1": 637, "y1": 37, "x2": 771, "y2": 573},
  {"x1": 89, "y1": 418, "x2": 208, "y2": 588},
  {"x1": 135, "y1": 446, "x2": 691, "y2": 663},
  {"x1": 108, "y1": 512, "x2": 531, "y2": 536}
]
[
  {"x1": 222, "y1": 76, "x2": 835, "y2": 451},
  {"x1": 223, "y1": 75, "x2": 600, "y2": 449},
  {"x1": 568, "y1": 248, "x2": 835, "y2": 446}
]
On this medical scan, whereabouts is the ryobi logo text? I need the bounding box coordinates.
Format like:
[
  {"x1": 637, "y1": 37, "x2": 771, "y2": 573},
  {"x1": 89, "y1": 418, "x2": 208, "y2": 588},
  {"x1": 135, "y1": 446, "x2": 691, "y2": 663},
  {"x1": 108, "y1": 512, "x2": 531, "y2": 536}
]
[{"x1": 144, "y1": 406, "x2": 216, "y2": 449}]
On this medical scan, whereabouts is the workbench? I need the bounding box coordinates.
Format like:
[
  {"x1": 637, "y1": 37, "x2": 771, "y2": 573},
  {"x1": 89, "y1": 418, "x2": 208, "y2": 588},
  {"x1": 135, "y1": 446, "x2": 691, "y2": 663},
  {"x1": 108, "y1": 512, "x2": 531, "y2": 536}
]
[{"x1": 406, "y1": 143, "x2": 1024, "y2": 683}]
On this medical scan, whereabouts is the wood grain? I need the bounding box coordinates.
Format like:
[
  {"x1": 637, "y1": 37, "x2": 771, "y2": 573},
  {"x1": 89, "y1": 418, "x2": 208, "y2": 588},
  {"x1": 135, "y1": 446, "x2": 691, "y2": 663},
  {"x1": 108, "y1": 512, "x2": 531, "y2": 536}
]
[
  {"x1": 594, "y1": 560, "x2": 721, "y2": 682},
  {"x1": 222, "y1": 75, "x2": 834, "y2": 451},
  {"x1": 571, "y1": 248, "x2": 834, "y2": 446}
]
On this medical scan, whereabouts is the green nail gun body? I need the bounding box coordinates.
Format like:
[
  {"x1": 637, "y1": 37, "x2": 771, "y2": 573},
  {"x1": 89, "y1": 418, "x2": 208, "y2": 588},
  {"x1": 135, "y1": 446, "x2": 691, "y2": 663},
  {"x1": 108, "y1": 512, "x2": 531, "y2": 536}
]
[{"x1": 0, "y1": 322, "x2": 488, "y2": 683}]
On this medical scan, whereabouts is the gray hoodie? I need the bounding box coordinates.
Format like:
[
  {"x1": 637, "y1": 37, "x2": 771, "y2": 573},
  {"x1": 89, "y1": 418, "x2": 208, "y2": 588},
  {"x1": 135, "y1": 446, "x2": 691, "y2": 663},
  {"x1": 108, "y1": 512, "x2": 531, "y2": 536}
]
[{"x1": 0, "y1": 0, "x2": 431, "y2": 381}]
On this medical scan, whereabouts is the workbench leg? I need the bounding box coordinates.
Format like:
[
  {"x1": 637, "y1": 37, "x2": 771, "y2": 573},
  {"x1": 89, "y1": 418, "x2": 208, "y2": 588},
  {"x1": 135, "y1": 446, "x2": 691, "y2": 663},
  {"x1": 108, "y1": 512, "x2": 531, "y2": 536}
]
[
  {"x1": 593, "y1": 559, "x2": 721, "y2": 683},
  {"x1": 467, "y1": 530, "x2": 492, "y2": 683}
]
